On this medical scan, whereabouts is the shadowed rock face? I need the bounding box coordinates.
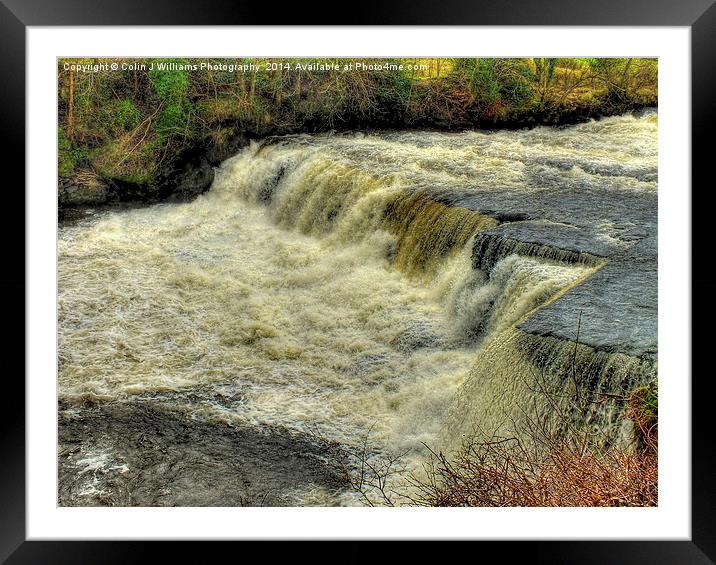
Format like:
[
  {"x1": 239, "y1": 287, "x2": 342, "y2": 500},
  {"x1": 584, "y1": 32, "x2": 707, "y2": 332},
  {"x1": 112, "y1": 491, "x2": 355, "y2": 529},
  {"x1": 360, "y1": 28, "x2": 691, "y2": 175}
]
[{"x1": 58, "y1": 400, "x2": 348, "y2": 507}]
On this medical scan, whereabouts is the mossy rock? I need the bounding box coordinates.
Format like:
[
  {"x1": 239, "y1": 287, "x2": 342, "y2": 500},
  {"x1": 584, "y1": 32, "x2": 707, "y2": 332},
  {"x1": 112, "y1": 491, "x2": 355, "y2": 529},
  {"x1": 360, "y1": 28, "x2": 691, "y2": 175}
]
[{"x1": 58, "y1": 175, "x2": 109, "y2": 207}]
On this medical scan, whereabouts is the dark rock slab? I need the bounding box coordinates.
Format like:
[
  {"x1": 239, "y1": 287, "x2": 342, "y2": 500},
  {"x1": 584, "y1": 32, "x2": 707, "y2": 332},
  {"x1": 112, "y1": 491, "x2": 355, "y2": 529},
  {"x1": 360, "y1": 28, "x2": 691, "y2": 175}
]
[
  {"x1": 161, "y1": 155, "x2": 216, "y2": 202},
  {"x1": 446, "y1": 185, "x2": 657, "y2": 359},
  {"x1": 58, "y1": 177, "x2": 109, "y2": 207},
  {"x1": 520, "y1": 236, "x2": 658, "y2": 359},
  {"x1": 58, "y1": 399, "x2": 348, "y2": 507}
]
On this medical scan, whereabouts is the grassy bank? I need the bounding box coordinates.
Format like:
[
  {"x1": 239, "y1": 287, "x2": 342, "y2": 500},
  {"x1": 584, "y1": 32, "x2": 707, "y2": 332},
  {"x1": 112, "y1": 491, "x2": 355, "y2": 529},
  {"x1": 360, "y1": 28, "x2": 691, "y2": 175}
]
[{"x1": 58, "y1": 57, "x2": 657, "y2": 205}]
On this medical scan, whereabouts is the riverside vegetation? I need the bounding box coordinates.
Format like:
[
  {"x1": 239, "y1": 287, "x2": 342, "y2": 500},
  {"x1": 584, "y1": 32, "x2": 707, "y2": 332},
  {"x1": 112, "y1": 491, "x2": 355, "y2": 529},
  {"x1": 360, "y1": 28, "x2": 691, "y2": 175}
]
[{"x1": 58, "y1": 57, "x2": 657, "y2": 210}]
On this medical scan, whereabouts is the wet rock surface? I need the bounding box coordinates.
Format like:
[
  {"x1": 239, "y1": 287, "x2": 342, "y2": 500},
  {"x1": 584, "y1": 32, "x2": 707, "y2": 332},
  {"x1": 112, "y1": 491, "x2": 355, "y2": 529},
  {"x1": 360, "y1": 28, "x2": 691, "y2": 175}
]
[
  {"x1": 58, "y1": 177, "x2": 110, "y2": 207},
  {"x1": 58, "y1": 400, "x2": 348, "y2": 507},
  {"x1": 160, "y1": 155, "x2": 216, "y2": 202},
  {"x1": 520, "y1": 234, "x2": 657, "y2": 359},
  {"x1": 450, "y1": 186, "x2": 657, "y2": 360}
]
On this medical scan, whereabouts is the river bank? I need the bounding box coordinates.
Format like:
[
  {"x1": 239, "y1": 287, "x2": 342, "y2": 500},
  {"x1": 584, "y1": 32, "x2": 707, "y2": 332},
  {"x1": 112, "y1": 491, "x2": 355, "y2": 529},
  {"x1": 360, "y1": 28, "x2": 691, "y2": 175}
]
[
  {"x1": 59, "y1": 103, "x2": 657, "y2": 218},
  {"x1": 58, "y1": 57, "x2": 658, "y2": 216}
]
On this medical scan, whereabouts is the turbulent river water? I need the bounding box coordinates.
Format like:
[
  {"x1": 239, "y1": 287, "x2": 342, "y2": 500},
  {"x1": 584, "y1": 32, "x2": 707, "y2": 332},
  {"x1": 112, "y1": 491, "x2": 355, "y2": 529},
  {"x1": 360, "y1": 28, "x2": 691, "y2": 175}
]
[{"x1": 58, "y1": 111, "x2": 658, "y2": 506}]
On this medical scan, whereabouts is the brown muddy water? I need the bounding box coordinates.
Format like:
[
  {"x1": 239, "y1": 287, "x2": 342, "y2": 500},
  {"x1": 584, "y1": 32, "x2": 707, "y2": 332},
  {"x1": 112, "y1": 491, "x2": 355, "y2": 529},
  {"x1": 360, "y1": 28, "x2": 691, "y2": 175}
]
[{"x1": 58, "y1": 112, "x2": 658, "y2": 506}]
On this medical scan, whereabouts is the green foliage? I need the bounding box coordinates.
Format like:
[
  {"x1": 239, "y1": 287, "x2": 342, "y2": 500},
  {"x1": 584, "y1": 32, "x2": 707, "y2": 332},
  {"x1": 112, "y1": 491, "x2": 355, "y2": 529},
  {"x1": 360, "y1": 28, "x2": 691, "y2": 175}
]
[
  {"x1": 627, "y1": 379, "x2": 658, "y2": 451},
  {"x1": 148, "y1": 59, "x2": 194, "y2": 142},
  {"x1": 88, "y1": 98, "x2": 144, "y2": 140},
  {"x1": 90, "y1": 137, "x2": 161, "y2": 184},
  {"x1": 149, "y1": 59, "x2": 190, "y2": 101},
  {"x1": 156, "y1": 101, "x2": 193, "y2": 141},
  {"x1": 58, "y1": 127, "x2": 75, "y2": 177},
  {"x1": 450, "y1": 59, "x2": 534, "y2": 118},
  {"x1": 454, "y1": 59, "x2": 500, "y2": 106},
  {"x1": 115, "y1": 99, "x2": 142, "y2": 130},
  {"x1": 631, "y1": 380, "x2": 658, "y2": 419},
  {"x1": 581, "y1": 58, "x2": 603, "y2": 69}
]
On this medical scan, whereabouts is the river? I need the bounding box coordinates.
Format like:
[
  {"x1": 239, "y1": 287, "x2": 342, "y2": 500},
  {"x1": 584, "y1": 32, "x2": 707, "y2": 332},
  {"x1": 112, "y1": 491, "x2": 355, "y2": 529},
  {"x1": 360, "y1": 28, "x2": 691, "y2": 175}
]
[{"x1": 58, "y1": 111, "x2": 658, "y2": 506}]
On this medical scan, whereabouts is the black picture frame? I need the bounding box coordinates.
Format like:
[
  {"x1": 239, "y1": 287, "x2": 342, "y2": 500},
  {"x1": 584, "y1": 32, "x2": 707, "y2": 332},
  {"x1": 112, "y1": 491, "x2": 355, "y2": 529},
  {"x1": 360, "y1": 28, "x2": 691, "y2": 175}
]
[{"x1": 2, "y1": 1, "x2": 713, "y2": 562}]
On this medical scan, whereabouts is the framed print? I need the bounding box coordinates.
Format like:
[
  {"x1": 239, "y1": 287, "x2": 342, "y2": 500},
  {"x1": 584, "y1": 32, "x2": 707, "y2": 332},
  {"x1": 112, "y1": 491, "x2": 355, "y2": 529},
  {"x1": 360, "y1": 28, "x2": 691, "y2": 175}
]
[{"x1": 3, "y1": 0, "x2": 714, "y2": 563}]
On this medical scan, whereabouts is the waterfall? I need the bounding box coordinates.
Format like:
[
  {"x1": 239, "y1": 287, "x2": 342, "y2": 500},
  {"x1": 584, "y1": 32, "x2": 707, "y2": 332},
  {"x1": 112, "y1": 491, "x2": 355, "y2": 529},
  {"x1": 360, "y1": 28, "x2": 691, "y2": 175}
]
[{"x1": 58, "y1": 113, "x2": 657, "y2": 506}]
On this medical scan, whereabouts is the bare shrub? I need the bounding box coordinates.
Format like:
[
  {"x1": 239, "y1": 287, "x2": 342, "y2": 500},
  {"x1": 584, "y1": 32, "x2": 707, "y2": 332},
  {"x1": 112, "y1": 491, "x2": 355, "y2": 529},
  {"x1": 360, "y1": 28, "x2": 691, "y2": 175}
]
[
  {"x1": 306, "y1": 424, "x2": 411, "y2": 507},
  {"x1": 408, "y1": 366, "x2": 658, "y2": 507},
  {"x1": 409, "y1": 432, "x2": 657, "y2": 507},
  {"x1": 307, "y1": 351, "x2": 658, "y2": 508}
]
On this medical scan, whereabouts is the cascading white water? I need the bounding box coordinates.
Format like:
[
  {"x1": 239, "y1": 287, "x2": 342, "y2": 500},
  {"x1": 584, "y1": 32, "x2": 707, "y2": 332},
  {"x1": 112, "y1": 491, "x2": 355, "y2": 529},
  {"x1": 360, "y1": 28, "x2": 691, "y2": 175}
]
[{"x1": 58, "y1": 112, "x2": 657, "y2": 506}]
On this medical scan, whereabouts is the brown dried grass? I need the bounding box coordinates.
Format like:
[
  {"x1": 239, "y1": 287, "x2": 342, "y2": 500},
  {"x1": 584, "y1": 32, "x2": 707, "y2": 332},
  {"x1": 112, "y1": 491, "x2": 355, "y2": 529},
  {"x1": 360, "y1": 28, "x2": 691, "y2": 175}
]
[{"x1": 412, "y1": 433, "x2": 657, "y2": 507}]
